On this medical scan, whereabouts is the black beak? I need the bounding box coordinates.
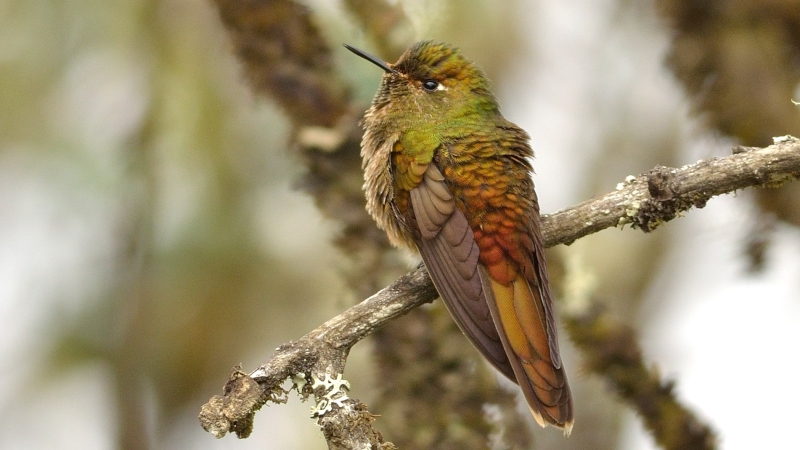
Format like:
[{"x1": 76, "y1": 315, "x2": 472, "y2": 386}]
[{"x1": 343, "y1": 44, "x2": 399, "y2": 75}]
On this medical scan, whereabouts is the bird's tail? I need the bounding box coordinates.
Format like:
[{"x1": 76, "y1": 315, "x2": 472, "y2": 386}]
[{"x1": 482, "y1": 269, "x2": 574, "y2": 432}]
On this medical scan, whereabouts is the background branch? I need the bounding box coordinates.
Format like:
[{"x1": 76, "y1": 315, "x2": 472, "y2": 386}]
[
  {"x1": 199, "y1": 137, "x2": 800, "y2": 447},
  {"x1": 564, "y1": 301, "x2": 716, "y2": 450}
]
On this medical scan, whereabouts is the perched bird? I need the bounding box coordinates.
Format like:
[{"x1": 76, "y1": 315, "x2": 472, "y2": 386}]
[{"x1": 345, "y1": 41, "x2": 573, "y2": 432}]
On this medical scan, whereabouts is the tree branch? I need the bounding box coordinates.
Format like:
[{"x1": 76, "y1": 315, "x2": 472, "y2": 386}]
[
  {"x1": 199, "y1": 136, "x2": 800, "y2": 446},
  {"x1": 543, "y1": 136, "x2": 800, "y2": 246}
]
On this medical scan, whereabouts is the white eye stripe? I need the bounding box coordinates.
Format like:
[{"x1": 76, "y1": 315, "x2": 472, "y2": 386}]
[{"x1": 436, "y1": 83, "x2": 447, "y2": 91}]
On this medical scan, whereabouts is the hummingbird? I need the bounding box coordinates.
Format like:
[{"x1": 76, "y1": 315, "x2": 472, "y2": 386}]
[{"x1": 345, "y1": 41, "x2": 573, "y2": 431}]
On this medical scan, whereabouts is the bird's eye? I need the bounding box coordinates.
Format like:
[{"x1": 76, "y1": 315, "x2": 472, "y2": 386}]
[{"x1": 422, "y1": 79, "x2": 439, "y2": 91}]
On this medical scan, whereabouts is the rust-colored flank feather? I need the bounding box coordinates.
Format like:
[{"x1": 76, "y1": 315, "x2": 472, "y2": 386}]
[{"x1": 349, "y1": 40, "x2": 574, "y2": 432}]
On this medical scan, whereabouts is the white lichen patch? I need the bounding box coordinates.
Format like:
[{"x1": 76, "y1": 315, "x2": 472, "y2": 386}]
[
  {"x1": 625, "y1": 200, "x2": 641, "y2": 218},
  {"x1": 310, "y1": 373, "x2": 351, "y2": 417},
  {"x1": 773, "y1": 135, "x2": 795, "y2": 144},
  {"x1": 292, "y1": 372, "x2": 308, "y2": 392},
  {"x1": 617, "y1": 175, "x2": 638, "y2": 191}
]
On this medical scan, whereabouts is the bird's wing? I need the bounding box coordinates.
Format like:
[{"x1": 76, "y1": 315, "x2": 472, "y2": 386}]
[
  {"x1": 409, "y1": 163, "x2": 515, "y2": 380},
  {"x1": 410, "y1": 162, "x2": 573, "y2": 431}
]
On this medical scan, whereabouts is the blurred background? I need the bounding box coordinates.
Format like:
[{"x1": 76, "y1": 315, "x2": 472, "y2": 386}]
[{"x1": 1, "y1": 0, "x2": 799, "y2": 449}]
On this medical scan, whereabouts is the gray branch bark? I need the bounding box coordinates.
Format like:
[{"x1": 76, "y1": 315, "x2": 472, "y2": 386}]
[{"x1": 199, "y1": 136, "x2": 800, "y2": 448}]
